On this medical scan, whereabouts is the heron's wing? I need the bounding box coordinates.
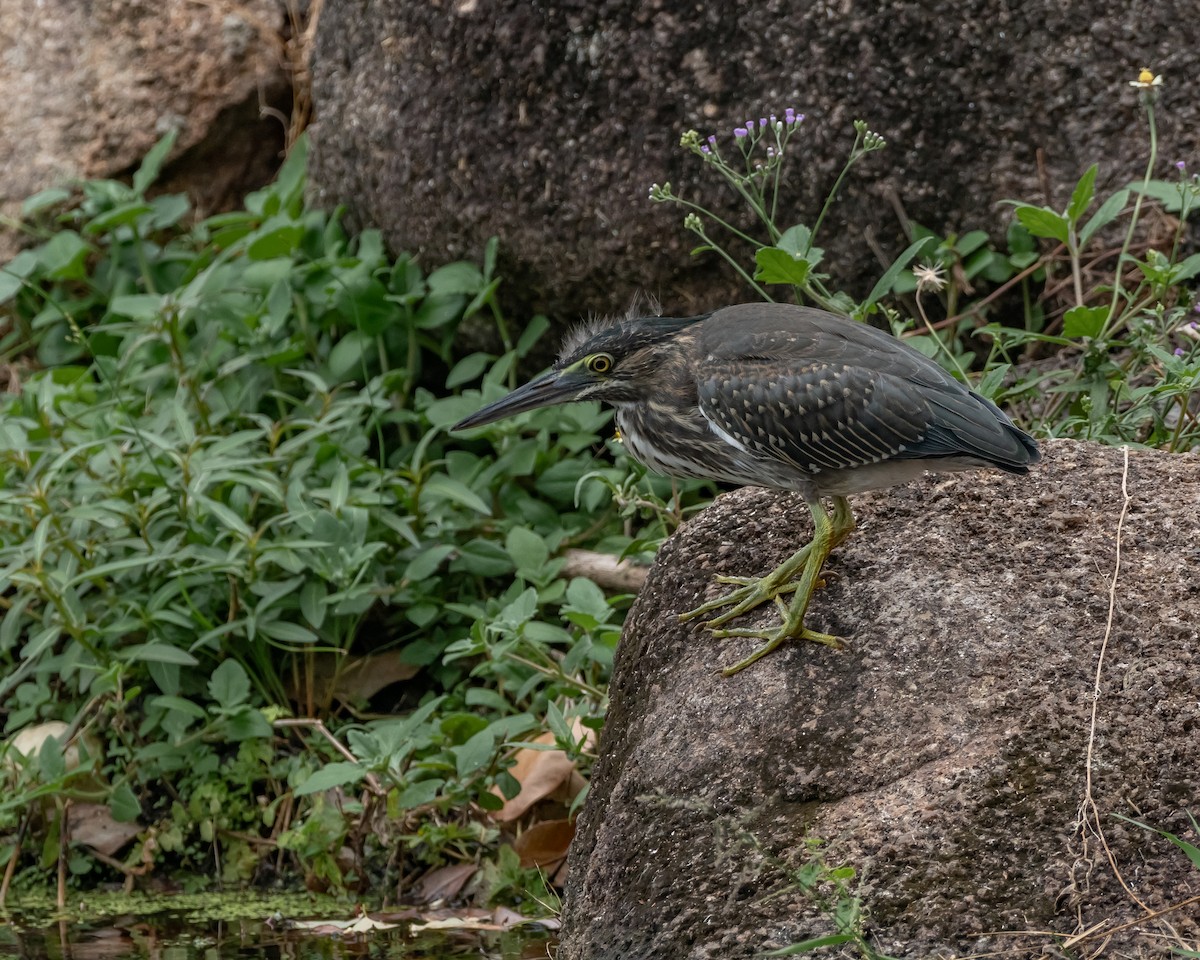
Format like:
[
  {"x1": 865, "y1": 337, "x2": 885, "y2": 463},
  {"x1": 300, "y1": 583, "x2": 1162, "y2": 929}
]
[
  {"x1": 697, "y1": 360, "x2": 932, "y2": 473},
  {"x1": 695, "y1": 305, "x2": 1039, "y2": 472}
]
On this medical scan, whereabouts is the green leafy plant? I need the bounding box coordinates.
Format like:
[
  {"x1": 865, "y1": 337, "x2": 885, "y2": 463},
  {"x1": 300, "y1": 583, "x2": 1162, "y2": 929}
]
[
  {"x1": 0, "y1": 130, "x2": 707, "y2": 896},
  {"x1": 984, "y1": 74, "x2": 1200, "y2": 451},
  {"x1": 651, "y1": 115, "x2": 929, "y2": 318}
]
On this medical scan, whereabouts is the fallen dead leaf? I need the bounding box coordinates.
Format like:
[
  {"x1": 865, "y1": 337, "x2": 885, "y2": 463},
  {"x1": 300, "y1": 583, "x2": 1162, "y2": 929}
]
[
  {"x1": 493, "y1": 725, "x2": 592, "y2": 822},
  {"x1": 407, "y1": 916, "x2": 503, "y2": 933},
  {"x1": 512, "y1": 818, "x2": 574, "y2": 869},
  {"x1": 492, "y1": 906, "x2": 562, "y2": 930},
  {"x1": 68, "y1": 802, "x2": 142, "y2": 857},
  {"x1": 411, "y1": 862, "x2": 478, "y2": 903},
  {"x1": 288, "y1": 653, "x2": 419, "y2": 706},
  {"x1": 285, "y1": 914, "x2": 400, "y2": 934}
]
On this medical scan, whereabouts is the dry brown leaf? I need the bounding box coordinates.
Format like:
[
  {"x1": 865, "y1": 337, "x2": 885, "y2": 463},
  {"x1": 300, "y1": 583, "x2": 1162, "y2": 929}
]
[
  {"x1": 67, "y1": 802, "x2": 142, "y2": 857},
  {"x1": 288, "y1": 653, "x2": 419, "y2": 705},
  {"x1": 287, "y1": 913, "x2": 400, "y2": 934},
  {"x1": 407, "y1": 916, "x2": 502, "y2": 933},
  {"x1": 493, "y1": 724, "x2": 592, "y2": 822},
  {"x1": 411, "y1": 862, "x2": 478, "y2": 903},
  {"x1": 512, "y1": 817, "x2": 574, "y2": 869},
  {"x1": 492, "y1": 906, "x2": 562, "y2": 930}
]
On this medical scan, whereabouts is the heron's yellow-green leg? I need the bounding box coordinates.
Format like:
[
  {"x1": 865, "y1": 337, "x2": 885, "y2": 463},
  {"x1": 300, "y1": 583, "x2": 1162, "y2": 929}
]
[
  {"x1": 706, "y1": 495, "x2": 856, "y2": 676},
  {"x1": 678, "y1": 542, "x2": 814, "y2": 625}
]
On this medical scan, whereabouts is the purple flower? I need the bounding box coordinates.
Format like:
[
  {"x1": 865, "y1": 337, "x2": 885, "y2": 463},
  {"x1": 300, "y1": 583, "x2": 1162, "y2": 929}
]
[
  {"x1": 1176, "y1": 160, "x2": 1188, "y2": 172},
  {"x1": 1189, "y1": 320, "x2": 1199, "y2": 329},
  {"x1": 701, "y1": 145, "x2": 710, "y2": 154},
  {"x1": 707, "y1": 134, "x2": 717, "y2": 146},
  {"x1": 759, "y1": 117, "x2": 768, "y2": 127},
  {"x1": 785, "y1": 107, "x2": 795, "y2": 121},
  {"x1": 1175, "y1": 347, "x2": 1186, "y2": 356},
  {"x1": 733, "y1": 127, "x2": 748, "y2": 138}
]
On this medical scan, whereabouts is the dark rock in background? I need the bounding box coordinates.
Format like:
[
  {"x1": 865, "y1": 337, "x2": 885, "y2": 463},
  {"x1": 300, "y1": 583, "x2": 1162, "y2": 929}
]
[
  {"x1": 558, "y1": 439, "x2": 1200, "y2": 958},
  {"x1": 306, "y1": 1, "x2": 1197, "y2": 325}
]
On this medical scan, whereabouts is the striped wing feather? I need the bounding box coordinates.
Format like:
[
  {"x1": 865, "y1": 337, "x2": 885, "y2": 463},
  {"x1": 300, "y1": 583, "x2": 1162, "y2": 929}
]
[{"x1": 693, "y1": 304, "x2": 1036, "y2": 473}]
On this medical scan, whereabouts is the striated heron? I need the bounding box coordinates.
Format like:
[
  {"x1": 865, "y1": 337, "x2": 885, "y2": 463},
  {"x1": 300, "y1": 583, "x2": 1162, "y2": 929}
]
[{"x1": 454, "y1": 302, "x2": 1040, "y2": 675}]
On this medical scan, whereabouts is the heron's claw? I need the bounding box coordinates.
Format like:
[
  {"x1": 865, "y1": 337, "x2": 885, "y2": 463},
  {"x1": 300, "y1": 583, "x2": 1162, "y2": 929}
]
[{"x1": 714, "y1": 627, "x2": 845, "y2": 676}]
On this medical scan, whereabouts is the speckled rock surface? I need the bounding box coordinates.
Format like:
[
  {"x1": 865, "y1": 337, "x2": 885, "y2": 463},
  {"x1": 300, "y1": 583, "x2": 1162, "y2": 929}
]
[
  {"x1": 307, "y1": 1, "x2": 1198, "y2": 324},
  {"x1": 0, "y1": 0, "x2": 289, "y2": 258},
  {"x1": 559, "y1": 439, "x2": 1200, "y2": 959}
]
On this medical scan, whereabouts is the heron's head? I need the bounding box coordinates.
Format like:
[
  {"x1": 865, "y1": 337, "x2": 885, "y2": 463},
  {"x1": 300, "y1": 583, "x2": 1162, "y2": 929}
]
[{"x1": 453, "y1": 313, "x2": 701, "y2": 430}]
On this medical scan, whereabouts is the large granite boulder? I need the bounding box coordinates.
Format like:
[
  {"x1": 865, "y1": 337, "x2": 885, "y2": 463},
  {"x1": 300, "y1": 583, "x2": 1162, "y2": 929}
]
[
  {"x1": 307, "y1": 1, "x2": 1194, "y2": 323},
  {"x1": 559, "y1": 439, "x2": 1200, "y2": 959},
  {"x1": 0, "y1": 0, "x2": 290, "y2": 258}
]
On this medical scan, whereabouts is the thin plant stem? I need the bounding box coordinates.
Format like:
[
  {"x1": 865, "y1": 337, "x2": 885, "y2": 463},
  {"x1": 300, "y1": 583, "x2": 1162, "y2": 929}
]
[
  {"x1": 1100, "y1": 102, "x2": 1157, "y2": 341},
  {"x1": 807, "y1": 128, "x2": 868, "y2": 256},
  {"x1": 690, "y1": 225, "x2": 774, "y2": 301}
]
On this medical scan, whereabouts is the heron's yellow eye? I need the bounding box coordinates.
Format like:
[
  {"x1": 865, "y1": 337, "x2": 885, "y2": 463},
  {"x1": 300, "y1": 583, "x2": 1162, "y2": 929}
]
[{"x1": 587, "y1": 353, "x2": 614, "y2": 374}]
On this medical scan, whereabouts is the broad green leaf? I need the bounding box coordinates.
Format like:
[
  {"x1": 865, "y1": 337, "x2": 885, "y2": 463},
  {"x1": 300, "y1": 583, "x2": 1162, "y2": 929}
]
[
  {"x1": 149, "y1": 695, "x2": 208, "y2": 720},
  {"x1": 222, "y1": 708, "x2": 274, "y2": 741},
  {"x1": 327, "y1": 330, "x2": 370, "y2": 381},
  {"x1": 506, "y1": 526, "x2": 548, "y2": 570},
  {"x1": 1014, "y1": 205, "x2": 1069, "y2": 245},
  {"x1": 21, "y1": 187, "x2": 71, "y2": 216},
  {"x1": 257, "y1": 619, "x2": 319, "y2": 645},
  {"x1": 0, "y1": 249, "x2": 38, "y2": 303},
  {"x1": 453, "y1": 727, "x2": 497, "y2": 778},
  {"x1": 83, "y1": 201, "x2": 154, "y2": 234},
  {"x1": 861, "y1": 235, "x2": 933, "y2": 315},
  {"x1": 955, "y1": 230, "x2": 990, "y2": 257},
  {"x1": 1062, "y1": 305, "x2": 1108, "y2": 339},
  {"x1": 299, "y1": 580, "x2": 327, "y2": 629},
  {"x1": 133, "y1": 129, "x2": 179, "y2": 195},
  {"x1": 393, "y1": 779, "x2": 442, "y2": 810},
  {"x1": 109, "y1": 294, "x2": 164, "y2": 320},
  {"x1": 1171, "y1": 253, "x2": 1200, "y2": 284},
  {"x1": 37, "y1": 738, "x2": 67, "y2": 783},
  {"x1": 247, "y1": 223, "x2": 304, "y2": 260},
  {"x1": 427, "y1": 261, "x2": 483, "y2": 296},
  {"x1": 118, "y1": 643, "x2": 199, "y2": 666},
  {"x1": 209, "y1": 659, "x2": 251, "y2": 709},
  {"x1": 465, "y1": 688, "x2": 511, "y2": 712},
  {"x1": 273, "y1": 133, "x2": 308, "y2": 205},
  {"x1": 776, "y1": 223, "x2": 813, "y2": 255},
  {"x1": 754, "y1": 247, "x2": 811, "y2": 287},
  {"x1": 293, "y1": 762, "x2": 366, "y2": 797},
  {"x1": 404, "y1": 543, "x2": 456, "y2": 582},
  {"x1": 67, "y1": 553, "x2": 156, "y2": 587},
  {"x1": 516, "y1": 315, "x2": 551, "y2": 357},
  {"x1": 37, "y1": 231, "x2": 90, "y2": 279},
  {"x1": 1079, "y1": 189, "x2": 1130, "y2": 247},
  {"x1": 414, "y1": 293, "x2": 465, "y2": 330},
  {"x1": 421, "y1": 473, "x2": 491, "y2": 515},
  {"x1": 108, "y1": 783, "x2": 142, "y2": 823},
  {"x1": 446, "y1": 352, "x2": 491, "y2": 389},
  {"x1": 1067, "y1": 163, "x2": 1097, "y2": 223}
]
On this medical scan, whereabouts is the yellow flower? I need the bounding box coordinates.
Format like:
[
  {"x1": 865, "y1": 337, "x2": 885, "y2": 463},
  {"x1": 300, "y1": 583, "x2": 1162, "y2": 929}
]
[{"x1": 1129, "y1": 67, "x2": 1163, "y2": 89}]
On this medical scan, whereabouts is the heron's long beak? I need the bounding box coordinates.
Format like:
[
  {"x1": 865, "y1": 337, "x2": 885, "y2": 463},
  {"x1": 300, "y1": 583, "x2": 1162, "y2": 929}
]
[{"x1": 453, "y1": 369, "x2": 587, "y2": 430}]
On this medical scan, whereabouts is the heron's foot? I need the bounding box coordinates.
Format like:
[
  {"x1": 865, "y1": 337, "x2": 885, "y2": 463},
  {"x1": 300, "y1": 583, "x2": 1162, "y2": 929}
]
[
  {"x1": 715, "y1": 627, "x2": 845, "y2": 677},
  {"x1": 678, "y1": 546, "x2": 813, "y2": 627}
]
